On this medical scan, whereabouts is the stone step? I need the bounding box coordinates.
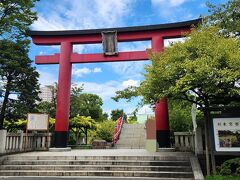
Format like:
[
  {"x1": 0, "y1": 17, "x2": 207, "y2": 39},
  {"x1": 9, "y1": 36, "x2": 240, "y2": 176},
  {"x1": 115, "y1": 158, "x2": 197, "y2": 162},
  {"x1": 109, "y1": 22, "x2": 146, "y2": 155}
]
[
  {"x1": 0, "y1": 170, "x2": 194, "y2": 178},
  {"x1": 5, "y1": 155, "x2": 190, "y2": 161},
  {"x1": 116, "y1": 142, "x2": 145, "y2": 145},
  {"x1": 116, "y1": 123, "x2": 146, "y2": 149},
  {"x1": 115, "y1": 145, "x2": 145, "y2": 148},
  {"x1": 0, "y1": 176, "x2": 192, "y2": 180},
  {"x1": 0, "y1": 165, "x2": 192, "y2": 172},
  {"x1": 3, "y1": 160, "x2": 190, "y2": 166}
]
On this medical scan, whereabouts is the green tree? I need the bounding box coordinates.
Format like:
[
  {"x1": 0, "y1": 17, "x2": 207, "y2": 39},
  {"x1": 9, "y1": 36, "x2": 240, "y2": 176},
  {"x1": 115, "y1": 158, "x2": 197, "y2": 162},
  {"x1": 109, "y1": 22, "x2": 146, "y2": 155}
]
[
  {"x1": 0, "y1": 0, "x2": 38, "y2": 39},
  {"x1": 110, "y1": 109, "x2": 124, "y2": 121},
  {"x1": 96, "y1": 120, "x2": 116, "y2": 142},
  {"x1": 3, "y1": 118, "x2": 26, "y2": 132},
  {"x1": 140, "y1": 26, "x2": 240, "y2": 174},
  {"x1": 70, "y1": 92, "x2": 104, "y2": 121},
  {"x1": 206, "y1": 0, "x2": 240, "y2": 37},
  {"x1": 112, "y1": 86, "x2": 139, "y2": 102},
  {"x1": 70, "y1": 86, "x2": 83, "y2": 118},
  {"x1": 4, "y1": 117, "x2": 55, "y2": 132},
  {"x1": 140, "y1": 27, "x2": 240, "y2": 111},
  {"x1": 128, "y1": 114, "x2": 138, "y2": 124},
  {"x1": 36, "y1": 101, "x2": 56, "y2": 118},
  {"x1": 103, "y1": 112, "x2": 109, "y2": 120},
  {"x1": 69, "y1": 115, "x2": 96, "y2": 145},
  {"x1": 168, "y1": 99, "x2": 192, "y2": 132},
  {"x1": 0, "y1": 40, "x2": 40, "y2": 129}
]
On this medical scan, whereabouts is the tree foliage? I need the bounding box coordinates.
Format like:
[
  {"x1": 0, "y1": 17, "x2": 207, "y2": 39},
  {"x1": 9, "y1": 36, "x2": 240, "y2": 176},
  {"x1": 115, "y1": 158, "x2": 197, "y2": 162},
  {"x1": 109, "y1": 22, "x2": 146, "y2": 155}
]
[
  {"x1": 206, "y1": 0, "x2": 240, "y2": 37},
  {"x1": 69, "y1": 115, "x2": 96, "y2": 145},
  {"x1": 37, "y1": 101, "x2": 56, "y2": 118},
  {"x1": 70, "y1": 91, "x2": 104, "y2": 121},
  {"x1": 0, "y1": 0, "x2": 39, "y2": 129},
  {"x1": 0, "y1": 40, "x2": 40, "y2": 129},
  {"x1": 168, "y1": 99, "x2": 193, "y2": 132},
  {"x1": 96, "y1": 120, "x2": 116, "y2": 142},
  {"x1": 140, "y1": 26, "x2": 240, "y2": 112},
  {"x1": 0, "y1": 0, "x2": 38, "y2": 39},
  {"x1": 112, "y1": 86, "x2": 139, "y2": 102},
  {"x1": 110, "y1": 109, "x2": 124, "y2": 121},
  {"x1": 140, "y1": 26, "x2": 240, "y2": 175},
  {"x1": 4, "y1": 117, "x2": 56, "y2": 132}
]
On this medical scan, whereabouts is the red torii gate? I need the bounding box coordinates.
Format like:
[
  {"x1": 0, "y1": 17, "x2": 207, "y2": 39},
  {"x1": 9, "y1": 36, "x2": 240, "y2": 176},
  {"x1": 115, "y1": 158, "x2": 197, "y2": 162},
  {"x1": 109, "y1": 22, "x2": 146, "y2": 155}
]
[{"x1": 30, "y1": 19, "x2": 200, "y2": 148}]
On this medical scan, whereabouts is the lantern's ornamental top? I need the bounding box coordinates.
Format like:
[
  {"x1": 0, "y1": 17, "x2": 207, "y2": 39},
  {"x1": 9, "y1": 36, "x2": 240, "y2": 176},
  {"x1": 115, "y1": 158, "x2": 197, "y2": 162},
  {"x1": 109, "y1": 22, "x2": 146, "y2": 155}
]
[{"x1": 28, "y1": 19, "x2": 201, "y2": 36}]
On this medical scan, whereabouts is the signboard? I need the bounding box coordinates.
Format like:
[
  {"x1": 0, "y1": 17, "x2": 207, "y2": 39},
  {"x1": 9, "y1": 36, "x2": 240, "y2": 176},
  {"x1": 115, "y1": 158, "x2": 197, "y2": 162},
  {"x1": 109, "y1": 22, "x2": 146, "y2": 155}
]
[
  {"x1": 27, "y1": 113, "x2": 49, "y2": 131},
  {"x1": 213, "y1": 117, "x2": 240, "y2": 152},
  {"x1": 102, "y1": 31, "x2": 118, "y2": 56}
]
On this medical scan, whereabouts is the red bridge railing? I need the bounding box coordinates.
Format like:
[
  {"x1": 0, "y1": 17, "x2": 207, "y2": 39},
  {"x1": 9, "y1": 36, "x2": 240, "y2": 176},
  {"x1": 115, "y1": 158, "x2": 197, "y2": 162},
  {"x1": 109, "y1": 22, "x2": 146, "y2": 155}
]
[{"x1": 113, "y1": 116, "x2": 124, "y2": 144}]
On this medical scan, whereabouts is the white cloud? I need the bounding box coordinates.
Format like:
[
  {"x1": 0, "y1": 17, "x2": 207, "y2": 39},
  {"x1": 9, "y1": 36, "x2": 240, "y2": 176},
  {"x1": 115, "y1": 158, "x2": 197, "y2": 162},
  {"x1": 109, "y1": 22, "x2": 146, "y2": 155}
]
[
  {"x1": 38, "y1": 70, "x2": 57, "y2": 86},
  {"x1": 32, "y1": 15, "x2": 66, "y2": 31},
  {"x1": 32, "y1": 0, "x2": 134, "y2": 53},
  {"x1": 72, "y1": 67, "x2": 91, "y2": 77},
  {"x1": 93, "y1": 67, "x2": 102, "y2": 73},
  {"x1": 152, "y1": 0, "x2": 187, "y2": 7},
  {"x1": 151, "y1": 0, "x2": 193, "y2": 21},
  {"x1": 72, "y1": 67, "x2": 102, "y2": 77},
  {"x1": 76, "y1": 81, "x2": 119, "y2": 101},
  {"x1": 118, "y1": 41, "x2": 151, "y2": 52},
  {"x1": 122, "y1": 79, "x2": 139, "y2": 88},
  {"x1": 164, "y1": 37, "x2": 187, "y2": 47},
  {"x1": 75, "y1": 78, "x2": 139, "y2": 101},
  {"x1": 32, "y1": 0, "x2": 133, "y2": 31},
  {"x1": 75, "y1": 80, "x2": 142, "y2": 115},
  {"x1": 107, "y1": 61, "x2": 149, "y2": 79},
  {"x1": 137, "y1": 105, "x2": 154, "y2": 115}
]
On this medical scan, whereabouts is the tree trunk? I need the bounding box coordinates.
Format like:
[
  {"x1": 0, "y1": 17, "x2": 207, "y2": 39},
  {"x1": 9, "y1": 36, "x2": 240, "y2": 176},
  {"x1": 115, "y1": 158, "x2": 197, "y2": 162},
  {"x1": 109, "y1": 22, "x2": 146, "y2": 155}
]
[
  {"x1": 75, "y1": 131, "x2": 79, "y2": 145},
  {"x1": 0, "y1": 78, "x2": 11, "y2": 129},
  {"x1": 85, "y1": 127, "x2": 88, "y2": 145},
  {"x1": 204, "y1": 113, "x2": 210, "y2": 176}
]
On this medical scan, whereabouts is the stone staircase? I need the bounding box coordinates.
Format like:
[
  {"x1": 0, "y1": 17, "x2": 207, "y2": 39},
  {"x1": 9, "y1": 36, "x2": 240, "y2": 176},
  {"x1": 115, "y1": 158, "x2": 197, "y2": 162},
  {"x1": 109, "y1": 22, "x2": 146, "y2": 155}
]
[
  {"x1": 115, "y1": 124, "x2": 146, "y2": 149},
  {"x1": 0, "y1": 154, "x2": 194, "y2": 179}
]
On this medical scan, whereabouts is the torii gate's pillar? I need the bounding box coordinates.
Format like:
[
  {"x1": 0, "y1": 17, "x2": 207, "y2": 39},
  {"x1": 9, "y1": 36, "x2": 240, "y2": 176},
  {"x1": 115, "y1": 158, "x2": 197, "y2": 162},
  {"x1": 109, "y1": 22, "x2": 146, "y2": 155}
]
[
  {"x1": 152, "y1": 36, "x2": 170, "y2": 148},
  {"x1": 155, "y1": 98, "x2": 170, "y2": 147},
  {"x1": 54, "y1": 42, "x2": 72, "y2": 148}
]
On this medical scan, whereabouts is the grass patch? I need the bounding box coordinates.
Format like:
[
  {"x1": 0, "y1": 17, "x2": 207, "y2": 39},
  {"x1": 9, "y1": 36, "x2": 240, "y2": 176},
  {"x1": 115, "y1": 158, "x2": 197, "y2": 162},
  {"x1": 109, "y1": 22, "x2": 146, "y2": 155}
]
[
  {"x1": 68, "y1": 144, "x2": 92, "y2": 149},
  {"x1": 205, "y1": 175, "x2": 240, "y2": 180}
]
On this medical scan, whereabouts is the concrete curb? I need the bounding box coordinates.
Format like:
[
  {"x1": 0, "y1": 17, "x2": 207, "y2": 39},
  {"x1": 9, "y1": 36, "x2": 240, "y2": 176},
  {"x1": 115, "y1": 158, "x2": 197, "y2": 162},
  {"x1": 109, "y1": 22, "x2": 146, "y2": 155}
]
[{"x1": 190, "y1": 156, "x2": 204, "y2": 180}]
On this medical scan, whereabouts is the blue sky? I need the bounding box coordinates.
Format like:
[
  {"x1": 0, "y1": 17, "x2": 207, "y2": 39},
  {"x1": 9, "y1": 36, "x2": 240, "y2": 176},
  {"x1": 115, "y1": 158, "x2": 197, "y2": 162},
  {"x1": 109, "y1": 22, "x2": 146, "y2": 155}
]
[{"x1": 29, "y1": 0, "x2": 226, "y2": 116}]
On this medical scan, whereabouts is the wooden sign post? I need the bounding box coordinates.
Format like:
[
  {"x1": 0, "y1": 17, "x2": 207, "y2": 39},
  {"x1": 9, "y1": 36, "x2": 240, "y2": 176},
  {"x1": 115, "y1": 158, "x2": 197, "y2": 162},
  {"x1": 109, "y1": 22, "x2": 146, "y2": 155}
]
[{"x1": 25, "y1": 113, "x2": 50, "y2": 151}]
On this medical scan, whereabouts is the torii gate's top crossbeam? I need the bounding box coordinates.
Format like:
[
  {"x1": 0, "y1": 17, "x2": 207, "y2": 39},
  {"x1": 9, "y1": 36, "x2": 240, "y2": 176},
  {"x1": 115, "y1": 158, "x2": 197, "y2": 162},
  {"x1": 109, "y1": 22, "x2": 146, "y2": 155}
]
[{"x1": 29, "y1": 19, "x2": 201, "y2": 64}]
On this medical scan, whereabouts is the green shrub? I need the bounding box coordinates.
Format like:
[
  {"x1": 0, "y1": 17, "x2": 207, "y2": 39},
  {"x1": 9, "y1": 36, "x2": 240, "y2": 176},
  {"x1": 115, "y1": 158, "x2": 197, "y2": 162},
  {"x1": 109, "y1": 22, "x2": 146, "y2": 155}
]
[
  {"x1": 236, "y1": 167, "x2": 240, "y2": 176},
  {"x1": 219, "y1": 158, "x2": 240, "y2": 176},
  {"x1": 96, "y1": 120, "x2": 115, "y2": 142},
  {"x1": 220, "y1": 168, "x2": 232, "y2": 176},
  {"x1": 205, "y1": 175, "x2": 240, "y2": 180}
]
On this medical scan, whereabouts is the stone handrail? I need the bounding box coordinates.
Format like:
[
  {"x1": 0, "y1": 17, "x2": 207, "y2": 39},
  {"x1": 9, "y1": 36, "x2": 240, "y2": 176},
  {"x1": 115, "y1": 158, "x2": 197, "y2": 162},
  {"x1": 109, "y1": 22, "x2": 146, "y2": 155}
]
[
  {"x1": 0, "y1": 130, "x2": 51, "y2": 155},
  {"x1": 174, "y1": 132, "x2": 195, "y2": 151}
]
